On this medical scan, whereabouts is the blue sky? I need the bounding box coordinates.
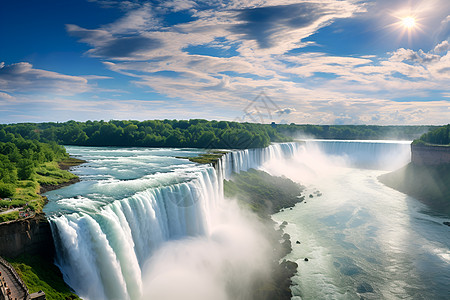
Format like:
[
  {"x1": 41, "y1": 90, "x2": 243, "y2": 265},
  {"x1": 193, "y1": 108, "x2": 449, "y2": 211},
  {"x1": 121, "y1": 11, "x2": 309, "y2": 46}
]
[{"x1": 0, "y1": 0, "x2": 449, "y2": 125}]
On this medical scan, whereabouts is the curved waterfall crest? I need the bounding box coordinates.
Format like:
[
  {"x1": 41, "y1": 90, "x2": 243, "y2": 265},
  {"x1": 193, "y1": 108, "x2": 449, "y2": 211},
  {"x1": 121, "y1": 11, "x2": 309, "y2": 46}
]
[
  {"x1": 217, "y1": 142, "x2": 300, "y2": 180},
  {"x1": 48, "y1": 142, "x2": 299, "y2": 300}
]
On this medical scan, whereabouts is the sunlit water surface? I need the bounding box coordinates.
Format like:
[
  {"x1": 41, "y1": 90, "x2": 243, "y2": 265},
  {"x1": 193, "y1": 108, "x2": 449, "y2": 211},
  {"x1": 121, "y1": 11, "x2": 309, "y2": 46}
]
[
  {"x1": 44, "y1": 147, "x2": 210, "y2": 216},
  {"x1": 269, "y1": 141, "x2": 450, "y2": 300}
]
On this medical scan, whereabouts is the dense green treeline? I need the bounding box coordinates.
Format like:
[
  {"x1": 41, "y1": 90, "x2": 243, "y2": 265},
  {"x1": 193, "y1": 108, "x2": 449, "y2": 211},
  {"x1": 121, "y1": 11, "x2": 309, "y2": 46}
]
[
  {"x1": 0, "y1": 133, "x2": 67, "y2": 198},
  {"x1": 276, "y1": 124, "x2": 435, "y2": 140},
  {"x1": 0, "y1": 121, "x2": 435, "y2": 151},
  {"x1": 414, "y1": 124, "x2": 450, "y2": 145},
  {"x1": 0, "y1": 120, "x2": 290, "y2": 149}
]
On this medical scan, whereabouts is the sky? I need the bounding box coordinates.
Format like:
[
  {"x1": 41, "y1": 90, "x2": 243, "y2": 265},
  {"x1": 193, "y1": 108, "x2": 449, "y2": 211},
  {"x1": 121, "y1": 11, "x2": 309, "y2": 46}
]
[{"x1": 0, "y1": 0, "x2": 449, "y2": 125}]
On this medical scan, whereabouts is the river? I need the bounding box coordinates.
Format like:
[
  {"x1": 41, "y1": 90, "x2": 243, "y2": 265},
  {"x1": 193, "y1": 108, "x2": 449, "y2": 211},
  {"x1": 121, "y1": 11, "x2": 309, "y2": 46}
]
[
  {"x1": 268, "y1": 140, "x2": 450, "y2": 300},
  {"x1": 43, "y1": 144, "x2": 297, "y2": 300},
  {"x1": 43, "y1": 141, "x2": 450, "y2": 299}
]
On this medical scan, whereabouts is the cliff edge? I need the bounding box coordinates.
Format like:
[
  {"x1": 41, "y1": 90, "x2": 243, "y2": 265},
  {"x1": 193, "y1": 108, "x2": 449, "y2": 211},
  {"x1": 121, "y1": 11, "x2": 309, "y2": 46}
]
[
  {"x1": 411, "y1": 144, "x2": 450, "y2": 165},
  {"x1": 379, "y1": 144, "x2": 450, "y2": 216},
  {"x1": 0, "y1": 213, "x2": 55, "y2": 259}
]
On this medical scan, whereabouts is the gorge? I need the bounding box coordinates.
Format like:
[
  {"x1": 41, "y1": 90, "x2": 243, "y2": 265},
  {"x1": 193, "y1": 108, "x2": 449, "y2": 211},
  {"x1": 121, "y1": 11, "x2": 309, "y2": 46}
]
[{"x1": 42, "y1": 141, "x2": 450, "y2": 300}]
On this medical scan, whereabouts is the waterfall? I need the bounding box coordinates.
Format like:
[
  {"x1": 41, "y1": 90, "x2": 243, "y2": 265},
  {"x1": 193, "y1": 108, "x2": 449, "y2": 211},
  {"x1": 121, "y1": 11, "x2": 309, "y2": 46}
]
[
  {"x1": 48, "y1": 143, "x2": 299, "y2": 300},
  {"x1": 49, "y1": 166, "x2": 221, "y2": 300},
  {"x1": 217, "y1": 142, "x2": 300, "y2": 180},
  {"x1": 304, "y1": 140, "x2": 411, "y2": 170}
]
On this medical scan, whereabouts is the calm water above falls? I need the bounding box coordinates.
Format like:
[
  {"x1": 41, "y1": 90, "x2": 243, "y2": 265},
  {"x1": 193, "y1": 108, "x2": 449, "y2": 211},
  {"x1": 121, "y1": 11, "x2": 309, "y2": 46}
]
[{"x1": 268, "y1": 141, "x2": 450, "y2": 300}]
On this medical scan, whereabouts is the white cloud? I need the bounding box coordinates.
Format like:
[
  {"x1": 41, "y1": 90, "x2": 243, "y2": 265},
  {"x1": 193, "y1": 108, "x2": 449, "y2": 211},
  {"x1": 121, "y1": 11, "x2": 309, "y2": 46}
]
[
  {"x1": 389, "y1": 48, "x2": 440, "y2": 63},
  {"x1": 434, "y1": 40, "x2": 450, "y2": 53},
  {"x1": 68, "y1": 0, "x2": 364, "y2": 61},
  {"x1": 59, "y1": 1, "x2": 450, "y2": 125},
  {"x1": 105, "y1": 3, "x2": 158, "y2": 35},
  {"x1": 0, "y1": 92, "x2": 14, "y2": 100},
  {"x1": 0, "y1": 62, "x2": 90, "y2": 94},
  {"x1": 162, "y1": 0, "x2": 197, "y2": 12}
]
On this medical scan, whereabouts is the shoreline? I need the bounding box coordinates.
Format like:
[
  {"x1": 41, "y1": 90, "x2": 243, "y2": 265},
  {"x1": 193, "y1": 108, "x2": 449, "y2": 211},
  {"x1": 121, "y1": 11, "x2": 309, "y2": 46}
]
[
  {"x1": 0, "y1": 156, "x2": 85, "y2": 300},
  {"x1": 40, "y1": 177, "x2": 81, "y2": 194},
  {"x1": 39, "y1": 157, "x2": 86, "y2": 197},
  {"x1": 223, "y1": 169, "x2": 304, "y2": 299},
  {"x1": 378, "y1": 162, "x2": 450, "y2": 216}
]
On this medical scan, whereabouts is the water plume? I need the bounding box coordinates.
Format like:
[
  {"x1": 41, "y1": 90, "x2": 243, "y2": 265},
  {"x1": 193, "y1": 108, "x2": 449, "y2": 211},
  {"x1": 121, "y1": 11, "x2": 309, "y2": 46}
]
[{"x1": 142, "y1": 200, "x2": 271, "y2": 300}]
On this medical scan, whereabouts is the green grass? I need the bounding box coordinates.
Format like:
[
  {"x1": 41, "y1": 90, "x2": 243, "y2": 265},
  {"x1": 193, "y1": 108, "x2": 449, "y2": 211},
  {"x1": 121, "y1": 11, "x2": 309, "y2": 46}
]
[
  {"x1": 0, "y1": 211, "x2": 19, "y2": 223},
  {"x1": 8, "y1": 254, "x2": 80, "y2": 300},
  {"x1": 224, "y1": 169, "x2": 304, "y2": 217},
  {"x1": 35, "y1": 161, "x2": 78, "y2": 186},
  {"x1": 0, "y1": 158, "x2": 82, "y2": 223},
  {"x1": 177, "y1": 151, "x2": 229, "y2": 165},
  {"x1": 58, "y1": 157, "x2": 85, "y2": 170},
  {"x1": 187, "y1": 153, "x2": 224, "y2": 164}
]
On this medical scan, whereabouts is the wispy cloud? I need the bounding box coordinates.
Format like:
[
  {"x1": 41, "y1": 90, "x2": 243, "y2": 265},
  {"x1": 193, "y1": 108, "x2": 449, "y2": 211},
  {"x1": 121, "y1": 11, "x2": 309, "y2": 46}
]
[
  {"x1": 1, "y1": 0, "x2": 449, "y2": 124},
  {"x1": 0, "y1": 62, "x2": 90, "y2": 94}
]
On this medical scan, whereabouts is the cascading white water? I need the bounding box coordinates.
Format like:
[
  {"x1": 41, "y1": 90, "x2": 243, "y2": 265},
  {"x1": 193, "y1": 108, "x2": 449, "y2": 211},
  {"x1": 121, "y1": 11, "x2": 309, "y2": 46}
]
[
  {"x1": 49, "y1": 166, "x2": 221, "y2": 300},
  {"x1": 304, "y1": 140, "x2": 411, "y2": 170},
  {"x1": 45, "y1": 143, "x2": 298, "y2": 300},
  {"x1": 218, "y1": 142, "x2": 299, "y2": 180}
]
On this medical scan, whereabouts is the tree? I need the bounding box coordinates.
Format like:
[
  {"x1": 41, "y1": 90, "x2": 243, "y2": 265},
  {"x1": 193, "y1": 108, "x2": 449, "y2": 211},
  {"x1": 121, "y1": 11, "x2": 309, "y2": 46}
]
[
  {"x1": 0, "y1": 155, "x2": 17, "y2": 183},
  {"x1": 17, "y1": 159, "x2": 34, "y2": 180},
  {"x1": 197, "y1": 131, "x2": 218, "y2": 147},
  {"x1": 0, "y1": 182, "x2": 15, "y2": 198}
]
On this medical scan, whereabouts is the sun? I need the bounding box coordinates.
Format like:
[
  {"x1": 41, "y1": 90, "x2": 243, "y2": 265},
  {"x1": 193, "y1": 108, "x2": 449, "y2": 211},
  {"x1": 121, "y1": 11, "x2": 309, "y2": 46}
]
[
  {"x1": 402, "y1": 16, "x2": 416, "y2": 29},
  {"x1": 387, "y1": 11, "x2": 423, "y2": 44}
]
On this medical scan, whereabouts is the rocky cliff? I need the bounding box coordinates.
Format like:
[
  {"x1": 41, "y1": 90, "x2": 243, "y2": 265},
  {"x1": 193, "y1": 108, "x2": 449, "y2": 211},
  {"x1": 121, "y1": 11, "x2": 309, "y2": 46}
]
[
  {"x1": 0, "y1": 213, "x2": 54, "y2": 259},
  {"x1": 411, "y1": 144, "x2": 450, "y2": 165}
]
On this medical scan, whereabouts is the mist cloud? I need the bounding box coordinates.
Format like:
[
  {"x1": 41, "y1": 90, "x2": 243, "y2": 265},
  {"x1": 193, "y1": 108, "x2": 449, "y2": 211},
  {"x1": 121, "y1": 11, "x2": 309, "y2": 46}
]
[{"x1": 142, "y1": 200, "x2": 272, "y2": 300}]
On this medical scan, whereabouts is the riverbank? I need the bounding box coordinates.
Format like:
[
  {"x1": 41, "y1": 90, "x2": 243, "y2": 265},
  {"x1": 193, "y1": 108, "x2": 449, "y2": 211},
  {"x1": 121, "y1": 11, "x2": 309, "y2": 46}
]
[
  {"x1": 378, "y1": 162, "x2": 450, "y2": 216},
  {"x1": 224, "y1": 169, "x2": 305, "y2": 299},
  {"x1": 0, "y1": 156, "x2": 84, "y2": 299},
  {"x1": 0, "y1": 157, "x2": 85, "y2": 223}
]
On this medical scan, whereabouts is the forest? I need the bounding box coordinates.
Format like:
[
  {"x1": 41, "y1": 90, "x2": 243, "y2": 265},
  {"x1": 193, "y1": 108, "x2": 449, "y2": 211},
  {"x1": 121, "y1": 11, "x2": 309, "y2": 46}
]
[
  {"x1": 0, "y1": 121, "x2": 434, "y2": 151},
  {"x1": 0, "y1": 134, "x2": 67, "y2": 197},
  {"x1": 276, "y1": 124, "x2": 435, "y2": 140},
  {"x1": 0, "y1": 120, "x2": 290, "y2": 149},
  {"x1": 0, "y1": 132, "x2": 74, "y2": 222},
  {"x1": 414, "y1": 124, "x2": 450, "y2": 145}
]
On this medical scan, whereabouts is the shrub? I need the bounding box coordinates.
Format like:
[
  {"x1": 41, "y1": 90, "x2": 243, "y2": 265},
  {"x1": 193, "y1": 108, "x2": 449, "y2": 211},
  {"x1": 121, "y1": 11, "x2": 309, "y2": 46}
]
[{"x1": 0, "y1": 182, "x2": 15, "y2": 198}]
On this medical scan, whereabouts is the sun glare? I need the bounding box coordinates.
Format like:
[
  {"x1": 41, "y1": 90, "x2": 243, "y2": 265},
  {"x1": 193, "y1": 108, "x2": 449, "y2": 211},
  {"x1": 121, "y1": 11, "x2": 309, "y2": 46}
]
[
  {"x1": 388, "y1": 10, "x2": 423, "y2": 43},
  {"x1": 402, "y1": 16, "x2": 416, "y2": 28}
]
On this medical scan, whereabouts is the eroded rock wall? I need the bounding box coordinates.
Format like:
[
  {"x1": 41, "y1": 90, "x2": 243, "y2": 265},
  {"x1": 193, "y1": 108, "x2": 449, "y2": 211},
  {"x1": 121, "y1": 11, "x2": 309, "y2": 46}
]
[{"x1": 0, "y1": 214, "x2": 54, "y2": 259}]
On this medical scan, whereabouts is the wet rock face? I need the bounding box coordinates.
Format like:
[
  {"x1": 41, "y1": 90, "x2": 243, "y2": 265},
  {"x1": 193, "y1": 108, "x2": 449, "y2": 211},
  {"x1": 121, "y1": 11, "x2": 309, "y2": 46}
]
[{"x1": 0, "y1": 214, "x2": 55, "y2": 259}]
